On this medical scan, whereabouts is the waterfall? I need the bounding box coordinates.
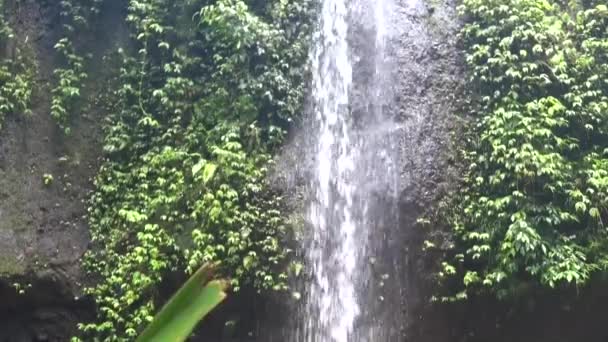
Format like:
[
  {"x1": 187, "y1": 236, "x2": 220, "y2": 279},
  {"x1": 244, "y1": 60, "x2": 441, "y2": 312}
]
[
  {"x1": 299, "y1": 0, "x2": 398, "y2": 340},
  {"x1": 305, "y1": 0, "x2": 356, "y2": 340}
]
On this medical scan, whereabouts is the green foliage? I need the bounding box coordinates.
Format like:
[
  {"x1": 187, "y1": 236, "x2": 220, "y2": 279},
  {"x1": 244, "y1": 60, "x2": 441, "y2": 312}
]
[
  {"x1": 432, "y1": 0, "x2": 608, "y2": 301},
  {"x1": 51, "y1": 37, "x2": 86, "y2": 134},
  {"x1": 50, "y1": 0, "x2": 102, "y2": 134},
  {"x1": 75, "y1": 0, "x2": 314, "y2": 340},
  {"x1": 0, "y1": 0, "x2": 35, "y2": 129},
  {"x1": 136, "y1": 263, "x2": 228, "y2": 342},
  {"x1": 42, "y1": 173, "x2": 54, "y2": 186}
]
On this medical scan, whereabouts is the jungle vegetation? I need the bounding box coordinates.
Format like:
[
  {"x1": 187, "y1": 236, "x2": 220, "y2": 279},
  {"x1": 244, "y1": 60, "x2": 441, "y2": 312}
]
[
  {"x1": 429, "y1": 0, "x2": 608, "y2": 301},
  {"x1": 4, "y1": 0, "x2": 313, "y2": 339},
  {"x1": 2, "y1": 0, "x2": 608, "y2": 340}
]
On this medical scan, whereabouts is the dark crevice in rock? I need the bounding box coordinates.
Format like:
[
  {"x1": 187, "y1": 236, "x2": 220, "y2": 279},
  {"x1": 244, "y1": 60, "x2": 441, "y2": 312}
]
[{"x1": 0, "y1": 277, "x2": 93, "y2": 342}]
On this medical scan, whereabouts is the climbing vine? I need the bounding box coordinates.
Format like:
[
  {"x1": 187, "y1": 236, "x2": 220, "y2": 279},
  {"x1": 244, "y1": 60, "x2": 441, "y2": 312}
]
[
  {"x1": 74, "y1": 0, "x2": 313, "y2": 339},
  {"x1": 429, "y1": 0, "x2": 608, "y2": 301},
  {"x1": 0, "y1": 0, "x2": 35, "y2": 129},
  {"x1": 51, "y1": 0, "x2": 102, "y2": 134}
]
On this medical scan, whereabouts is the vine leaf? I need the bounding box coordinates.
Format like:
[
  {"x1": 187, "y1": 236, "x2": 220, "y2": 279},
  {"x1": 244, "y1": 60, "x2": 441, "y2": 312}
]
[
  {"x1": 202, "y1": 163, "x2": 218, "y2": 184},
  {"x1": 192, "y1": 159, "x2": 207, "y2": 176}
]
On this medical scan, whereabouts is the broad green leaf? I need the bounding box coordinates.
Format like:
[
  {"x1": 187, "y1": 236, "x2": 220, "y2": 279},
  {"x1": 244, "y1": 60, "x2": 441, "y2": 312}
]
[
  {"x1": 137, "y1": 264, "x2": 229, "y2": 342},
  {"x1": 192, "y1": 159, "x2": 207, "y2": 176},
  {"x1": 202, "y1": 163, "x2": 218, "y2": 184}
]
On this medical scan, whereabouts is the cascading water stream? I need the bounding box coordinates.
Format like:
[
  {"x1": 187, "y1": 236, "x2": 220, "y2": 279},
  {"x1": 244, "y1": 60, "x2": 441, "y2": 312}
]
[
  {"x1": 305, "y1": 0, "x2": 356, "y2": 339},
  {"x1": 299, "y1": 0, "x2": 397, "y2": 340}
]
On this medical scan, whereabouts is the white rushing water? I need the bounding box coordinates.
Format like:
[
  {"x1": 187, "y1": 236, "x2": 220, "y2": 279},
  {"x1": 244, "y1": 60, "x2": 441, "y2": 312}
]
[
  {"x1": 302, "y1": 0, "x2": 393, "y2": 340},
  {"x1": 307, "y1": 0, "x2": 357, "y2": 340}
]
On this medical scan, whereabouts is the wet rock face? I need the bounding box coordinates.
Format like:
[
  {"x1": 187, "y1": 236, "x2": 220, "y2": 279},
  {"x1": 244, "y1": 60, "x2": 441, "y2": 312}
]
[
  {"x1": 364, "y1": 0, "x2": 466, "y2": 340},
  {"x1": 0, "y1": 1, "x2": 93, "y2": 337},
  {"x1": 392, "y1": 0, "x2": 465, "y2": 202},
  {"x1": 0, "y1": 0, "x2": 126, "y2": 339},
  {"x1": 0, "y1": 279, "x2": 92, "y2": 341}
]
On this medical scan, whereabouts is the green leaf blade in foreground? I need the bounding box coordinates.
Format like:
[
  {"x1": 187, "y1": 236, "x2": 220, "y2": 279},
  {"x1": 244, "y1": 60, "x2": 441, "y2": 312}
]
[{"x1": 137, "y1": 264, "x2": 229, "y2": 342}]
